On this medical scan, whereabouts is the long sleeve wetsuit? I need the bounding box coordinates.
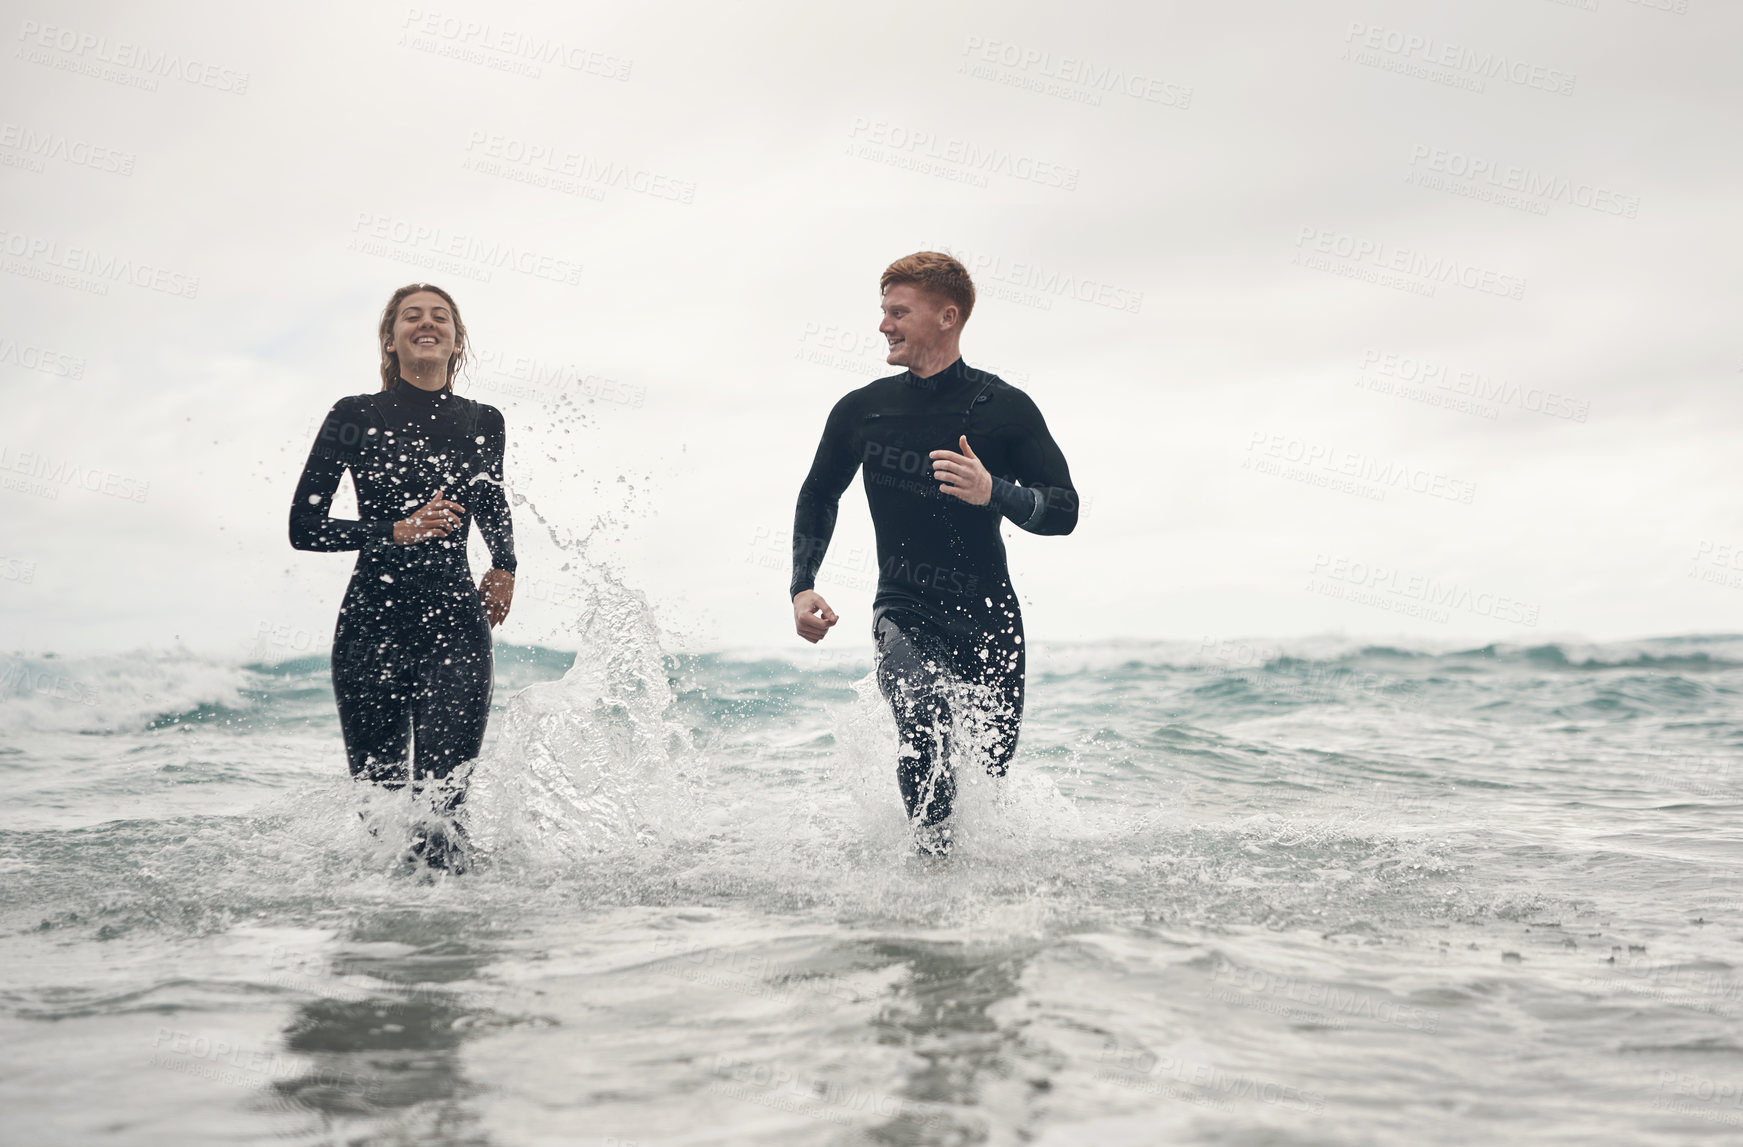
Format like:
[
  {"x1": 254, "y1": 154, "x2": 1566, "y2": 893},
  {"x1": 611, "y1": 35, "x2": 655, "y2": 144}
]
[
  {"x1": 290, "y1": 384, "x2": 516, "y2": 796},
  {"x1": 790, "y1": 357, "x2": 1076, "y2": 837}
]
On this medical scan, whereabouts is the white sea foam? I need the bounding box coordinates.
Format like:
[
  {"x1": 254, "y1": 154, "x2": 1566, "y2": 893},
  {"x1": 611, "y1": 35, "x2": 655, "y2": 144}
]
[{"x1": 0, "y1": 649, "x2": 253, "y2": 734}]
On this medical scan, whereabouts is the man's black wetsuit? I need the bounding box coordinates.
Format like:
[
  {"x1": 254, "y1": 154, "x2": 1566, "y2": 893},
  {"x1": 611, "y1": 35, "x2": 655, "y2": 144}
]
[
  {"x1": 289, "y1": 382, "x2": 515, "y2": 807},
  {"x1": 790, "y1": 357, "x2": 1076, "y2": 837}
]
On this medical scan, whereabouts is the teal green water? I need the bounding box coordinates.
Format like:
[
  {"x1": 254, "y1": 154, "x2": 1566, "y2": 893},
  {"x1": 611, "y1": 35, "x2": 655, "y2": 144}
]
[{"x1": 3, "y1": 625, "x2": 1742, "y2": 1145}]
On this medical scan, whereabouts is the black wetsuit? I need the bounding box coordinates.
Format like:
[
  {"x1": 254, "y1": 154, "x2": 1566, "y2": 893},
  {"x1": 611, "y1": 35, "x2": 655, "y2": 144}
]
[
  {"x1": 289, "y1": 383, "x2": 515, "y2": 804},
  {"x1": 790, "y1": 357, "x2": 1077, "y2": 833}
]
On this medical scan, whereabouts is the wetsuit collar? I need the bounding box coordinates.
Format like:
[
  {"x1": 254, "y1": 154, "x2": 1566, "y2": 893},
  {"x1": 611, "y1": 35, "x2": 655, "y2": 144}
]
[
  {"x1": 391, "y1": 379, "x2": 454, "y2": 404},
  {"x1": 904, "y1": 357, "x2": 967, "y2": 390}
]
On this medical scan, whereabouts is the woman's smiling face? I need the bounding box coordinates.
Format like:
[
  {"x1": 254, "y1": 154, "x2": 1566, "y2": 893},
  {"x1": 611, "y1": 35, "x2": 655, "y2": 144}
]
[{"x1": 389, "y1": 290, "x2": 456, "y2": 379}]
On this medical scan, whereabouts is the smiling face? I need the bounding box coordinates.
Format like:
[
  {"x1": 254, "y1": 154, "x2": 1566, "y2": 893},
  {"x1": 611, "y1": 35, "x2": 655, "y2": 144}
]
[
  {"x1": 879, "y1": 283, "x2": 959, "y2": 369},
  {"x1": 387, "y1": 290, "x2": 456, "y2": 379}
]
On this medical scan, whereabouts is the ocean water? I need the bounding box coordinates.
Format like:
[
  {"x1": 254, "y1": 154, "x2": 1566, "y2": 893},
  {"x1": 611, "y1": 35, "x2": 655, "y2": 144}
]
[{"x1": 3, "y1": 588, "x2": 1742, "y2": 1145}]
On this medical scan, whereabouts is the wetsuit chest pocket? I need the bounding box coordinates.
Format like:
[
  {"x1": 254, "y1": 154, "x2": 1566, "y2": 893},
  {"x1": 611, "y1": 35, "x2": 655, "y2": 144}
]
[{"x1": 859, "y1": 412, "x2": 955, "y2": 480}]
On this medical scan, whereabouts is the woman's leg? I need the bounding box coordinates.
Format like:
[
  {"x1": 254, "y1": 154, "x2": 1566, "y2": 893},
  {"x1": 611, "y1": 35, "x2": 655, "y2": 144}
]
[
  {"x1": 331, "y1": 585, "x2": 414, "y2": 785},
  {"x1": 409, "y1": 587, "x2": 494, "y2": 801}
]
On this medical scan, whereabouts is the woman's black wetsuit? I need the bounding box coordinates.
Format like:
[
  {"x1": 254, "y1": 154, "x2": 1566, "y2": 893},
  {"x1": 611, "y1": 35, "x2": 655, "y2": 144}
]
[
  {"x1": 289, "y1": 383, "x2": 515, "y2": 798},
  {"x1": 790, "y1": 358, "x2": 1077, "y2": 834}
]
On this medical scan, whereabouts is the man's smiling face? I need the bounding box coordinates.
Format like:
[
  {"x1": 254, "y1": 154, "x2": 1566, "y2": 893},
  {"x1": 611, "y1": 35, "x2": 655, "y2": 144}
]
[{"x1": 879, "y1": 283, "x2": 957, "y2": 369}]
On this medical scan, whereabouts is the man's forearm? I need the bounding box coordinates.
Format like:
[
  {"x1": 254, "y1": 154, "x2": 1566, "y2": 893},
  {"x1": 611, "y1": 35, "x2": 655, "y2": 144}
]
[
  {"x1": 789, "y1": 492, "x2": 838, "y2": 598},
  {"x1": 988, "y1": 477, "x2": 1042, "y2": 529}
]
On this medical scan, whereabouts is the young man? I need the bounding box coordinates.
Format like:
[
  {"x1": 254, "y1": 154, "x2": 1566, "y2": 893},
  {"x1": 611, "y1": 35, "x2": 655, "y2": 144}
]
[{"x1": 790, "y1": 252, "x2": 1079, "y2": 855}]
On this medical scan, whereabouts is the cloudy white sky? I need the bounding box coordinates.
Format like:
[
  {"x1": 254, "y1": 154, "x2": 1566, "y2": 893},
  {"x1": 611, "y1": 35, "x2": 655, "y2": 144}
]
[{"x1": 2, "y1": 0, "x2": 1739, "y2": 658}]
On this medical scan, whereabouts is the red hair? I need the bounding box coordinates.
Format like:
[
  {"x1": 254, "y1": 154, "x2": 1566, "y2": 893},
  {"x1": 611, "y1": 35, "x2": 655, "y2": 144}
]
[{"x1": 880, "y1": 252, "x2": 975, "y2": 324}]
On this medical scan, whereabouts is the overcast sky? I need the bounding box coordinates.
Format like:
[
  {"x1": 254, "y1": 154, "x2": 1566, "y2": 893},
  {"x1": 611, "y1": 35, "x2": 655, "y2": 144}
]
[{"x1": 3, "y1": 0, "x2": 1739, "y2": 658}]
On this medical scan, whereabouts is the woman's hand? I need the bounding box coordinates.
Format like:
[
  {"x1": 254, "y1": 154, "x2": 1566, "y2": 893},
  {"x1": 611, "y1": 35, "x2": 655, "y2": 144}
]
[
  {"x1": 394, "y1": 490, "x2": 467, "y2": 545},
  {"x1": 479, "y1": 569, "x2": 515, "y2": 627}
]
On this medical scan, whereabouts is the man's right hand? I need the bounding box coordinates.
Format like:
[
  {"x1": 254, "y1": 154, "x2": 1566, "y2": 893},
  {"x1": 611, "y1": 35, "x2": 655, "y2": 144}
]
[
  {"x1": 394, "y1": 489, "x2": 467, "y2": 545},
  {"x1": 793, "y1": 590, "x2": 838, "y2": 643}
]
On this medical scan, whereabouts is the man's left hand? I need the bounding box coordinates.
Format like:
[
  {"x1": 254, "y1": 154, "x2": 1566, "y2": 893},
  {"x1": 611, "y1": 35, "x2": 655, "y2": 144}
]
[{"x1": 931, "y1": 436, "x2": 991, "y2": 506}]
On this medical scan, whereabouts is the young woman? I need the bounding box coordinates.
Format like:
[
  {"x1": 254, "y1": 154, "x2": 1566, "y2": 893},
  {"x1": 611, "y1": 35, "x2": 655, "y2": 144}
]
[{"x1": 289, "y1": 283, "x2": 516, "y2": 872}]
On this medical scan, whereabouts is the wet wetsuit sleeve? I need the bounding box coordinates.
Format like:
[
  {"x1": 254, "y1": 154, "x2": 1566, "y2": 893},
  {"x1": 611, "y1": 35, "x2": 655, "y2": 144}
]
[
  {"x1": 989, "y1": 391, "x2": 1078, "y2": 536},
  {"x1": 470, "y1": 405, "x2": 517, "y2": 574},
  {"x1": 289, "y1": 399, "x2": 396, "y2": 552},
  {"x1": 790, "y1": 393, "x2": 862, "y2": 598}
]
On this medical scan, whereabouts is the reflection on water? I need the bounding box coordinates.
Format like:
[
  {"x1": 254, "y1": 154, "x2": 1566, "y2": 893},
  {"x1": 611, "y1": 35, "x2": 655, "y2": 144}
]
[
  {"x1": 867, "y1": 940, "x2": 1052, "y2": 1146},
  {"x1": 271, "y1": 912, "x2": 508, "y2": 1146}
]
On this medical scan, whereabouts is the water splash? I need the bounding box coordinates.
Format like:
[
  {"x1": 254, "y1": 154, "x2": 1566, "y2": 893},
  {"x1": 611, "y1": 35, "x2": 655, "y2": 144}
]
[
  {"x1": 824, "y1": 668, "x2": 1083, "y2": 861},
  {"x1": 467, "y1": 566, "x2": 690, "y2": 867}
]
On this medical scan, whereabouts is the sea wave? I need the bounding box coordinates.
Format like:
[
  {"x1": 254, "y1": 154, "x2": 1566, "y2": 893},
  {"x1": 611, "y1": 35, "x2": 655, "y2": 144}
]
[{"x1": 6, "y1": 634, "x2": 1742, "y2": 739}]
